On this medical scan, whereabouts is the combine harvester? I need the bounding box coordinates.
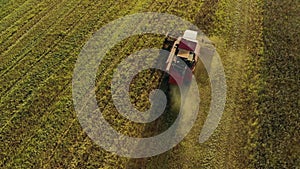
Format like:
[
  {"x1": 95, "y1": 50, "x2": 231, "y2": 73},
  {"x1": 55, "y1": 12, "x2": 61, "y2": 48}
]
[{"x1": 163, "y1": 30, "x2": 200, "y2": 86}]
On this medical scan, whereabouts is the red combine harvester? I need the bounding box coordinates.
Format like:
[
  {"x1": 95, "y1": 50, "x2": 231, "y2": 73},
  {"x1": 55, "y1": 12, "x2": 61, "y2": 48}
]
[{"x1": 163, "y1": 30, "x2": 200, "y2": 85}]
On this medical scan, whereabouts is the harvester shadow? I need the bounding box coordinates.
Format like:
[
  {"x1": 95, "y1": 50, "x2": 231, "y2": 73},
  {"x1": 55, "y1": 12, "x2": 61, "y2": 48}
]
[{"x1": 125, "y1": 71, "x2": 193, "y2": 169}]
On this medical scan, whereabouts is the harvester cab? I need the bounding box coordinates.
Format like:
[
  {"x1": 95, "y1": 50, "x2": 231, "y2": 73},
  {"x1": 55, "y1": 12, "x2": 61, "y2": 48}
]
[{"x1": 163, "y1": 30, "x2": 200, "y2": 85}]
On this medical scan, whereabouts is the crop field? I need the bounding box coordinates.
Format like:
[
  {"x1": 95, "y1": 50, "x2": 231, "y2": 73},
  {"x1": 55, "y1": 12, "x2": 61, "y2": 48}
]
[{"x1": 0, "y1": 0, "x2": 298, "y2": 168}]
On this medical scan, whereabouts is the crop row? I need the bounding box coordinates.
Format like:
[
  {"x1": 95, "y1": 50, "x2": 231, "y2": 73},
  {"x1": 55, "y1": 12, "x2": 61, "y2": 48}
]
[
  {"x1": 0, "y1": 0, "x2": 29, "y2": 21},
  {"x1": 0, "y1": 0, "x2": 66, "y2": 59},
  {"x1": 0, "y1": 0, "x2": 119, "y2": 167},
  {"x1": 255, "y1": 1, "x2": 299, "y2": 168},
  {"x1": 0, "y1": 0, "x2": 79, "y2": 76},
  {"x1": 42, "y1": 1, "x2": 172, "y2": 167},
  {"x1": 0, "y1": 0, "x2": 91, "y2": 160},
  {"x1": 0, "y1": 0, "x2": 44, "y2": 38},
  {"x1": 0, "y1": 0, "x2": 88, "y2": 129},
  {"x1": 0, "y1": 0, "x2": 84, "y2": 89},
  {"x1": 69, "y1": 12, "x2": 168, "y2": 169},
  {"x1": 0, "y1": 0, "x2": 203, "y2": 167},
  {"x1": 64, "y1": 2, "x2": 181, "y2": 168},
  {"x1": 0, "y1": 0, "x2": 164, "y2": 167}
]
